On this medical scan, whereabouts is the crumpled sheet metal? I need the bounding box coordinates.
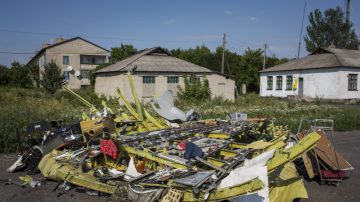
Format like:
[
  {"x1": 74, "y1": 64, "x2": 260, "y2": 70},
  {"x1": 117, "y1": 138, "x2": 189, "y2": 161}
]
[
  {"x1": 298, "y1": 130, "x2": 354, "y2": 171},
  {"x1": 218, "y1": 149, "x2": 275, "y2": 202},
  {"x1": 38, "y1": 151, "x2": 117, "y2": 194},
  {"x1": 128, "y1": 185, "x2": 164, "y2": 202},
  {"x1": 269, "y1": 162, "x2": 308, "y2": 202},
  {"x1": 151, "y1": 90, "x2": 187, "y2": 121}
]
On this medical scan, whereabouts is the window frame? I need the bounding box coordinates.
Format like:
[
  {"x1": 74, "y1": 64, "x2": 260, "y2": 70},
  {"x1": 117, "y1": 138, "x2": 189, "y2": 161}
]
[
  {"x1": 348, "y1": 74, "x2": 358, "y2": 91},
  {"x1": 80, "y1": 55, "x2": 106, "y2": 65},
  {"x1": 276, "y1": 76, "x2": 283, "y2": 90},
  {"x1": 64, "y1": 71, "x2": 70, "y2": 80},
  {"x1": 286, "y1": 76, "x2": 293, "y2": 90},
  {"x1": 63, "y1": 56, "x2": 69, "y2": 65},
  {"x1": 80, "y1": 70, "x2": 90, "y2": 79},
  {"x1": 267, "y1": 76, "x2": 273, "y2": 90},
  {"x1": 143, "y1": 76, "x2": 155, "y2": 84},
  {"x1": 167, "y1": 76, "x2": 179, "y2": 84}
]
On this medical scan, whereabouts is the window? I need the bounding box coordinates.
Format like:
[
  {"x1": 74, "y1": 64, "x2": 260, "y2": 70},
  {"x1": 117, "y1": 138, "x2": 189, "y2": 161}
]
[
  {"x1": 167, "y1": 76, "x2": 179, "y2": 84},
  {"x1": 143, "y1": 76, "x2": 155, "y2": 84},
  {"x1": 348, "y1": 74, "x2": 358, "y2": 91},
  {"x1": 63, "y1": 56, "x2": 69, "y2": 65},
  {"x1": 64, "y1": 71, "x2": 70, "y2": 80},
  {"x1": 267, "y1": 76, "x2": 273, "y2": 90},
  {"x1": 189, "y1": 76, "x2": 201, "y2": 83},
  {"x1": 276, "y1": 76, "x2": 282, "y2": 90},
  {"x1": 80, "y1": 70, "x2": 90, "y2": 79},
  {"x1": 80, "y1": 55, "x2": 105, "y2": 65},
  {"x1": 286, "y1": 76, "x2": 293, "y2": 90}
]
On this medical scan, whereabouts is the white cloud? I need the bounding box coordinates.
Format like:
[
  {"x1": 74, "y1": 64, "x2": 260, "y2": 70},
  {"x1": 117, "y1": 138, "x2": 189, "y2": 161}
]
[
  {"x1": 249, "y1": 17, "x2": 257, "y2": 21},
  {"x1": 224, "y1": 10, "x2": 233, "y2": 15},
  {"x1": 161, "y1": 19, "x2": 175, "y2": 25}
]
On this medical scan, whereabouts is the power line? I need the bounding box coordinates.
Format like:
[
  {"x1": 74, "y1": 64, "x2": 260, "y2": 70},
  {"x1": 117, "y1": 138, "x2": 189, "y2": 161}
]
[
  {"x1": 0, "y1": 51, "x2": 35, "y2": 55},
  {"x1": 0, "y1": 28, "x2": 221, "y2": 44}
]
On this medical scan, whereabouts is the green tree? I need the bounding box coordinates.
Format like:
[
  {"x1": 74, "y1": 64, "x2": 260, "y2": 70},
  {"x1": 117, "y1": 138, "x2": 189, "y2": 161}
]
[
  {"x1": 26, "y1": 62, "x2": 40, "y2": 87},
  {"x1": 41, "y1": 62, "x2": 65, "y2": 94},
  {"x1": 0, "y1": 64, "x2": 10, "y2": 86},
  {"x1": 238, "y1": 48, "x2": 263, "y2": 92},
  {"x1": 111, "y1": 44, "x2": 137, "y2": 62},
  {"x1": 8, "y1": 61, "x2": 33, "y2": 88},
  {"x1": 304, "y1": 6, "x2": 359, "y2": 52},
  {"x1": 177, "y1": 75, "x2": 211, "y2": 103}
]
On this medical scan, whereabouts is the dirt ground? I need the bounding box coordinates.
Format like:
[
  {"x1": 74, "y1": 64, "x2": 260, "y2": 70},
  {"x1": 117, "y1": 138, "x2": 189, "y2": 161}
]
[{"x1": 0, "y1": 131, "x2": 359, "y2": 202}]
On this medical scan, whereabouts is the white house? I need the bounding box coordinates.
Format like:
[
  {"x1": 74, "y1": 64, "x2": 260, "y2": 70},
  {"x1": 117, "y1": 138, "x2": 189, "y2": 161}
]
[{"x1": 259, "y1": 47, "x2": 360, "y2": 100}]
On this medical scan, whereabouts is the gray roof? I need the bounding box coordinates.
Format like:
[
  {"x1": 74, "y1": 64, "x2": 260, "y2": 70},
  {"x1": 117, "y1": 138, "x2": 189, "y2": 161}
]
[
  {"x1": 96, "y1": 47, "x2": 213, "y2": 74},
  {"x1": 260, "y1": 47, "x2": 360, "y2": 73},
  {"x1": 28, "y1": 37, "x2": 109, "y2": 65}
]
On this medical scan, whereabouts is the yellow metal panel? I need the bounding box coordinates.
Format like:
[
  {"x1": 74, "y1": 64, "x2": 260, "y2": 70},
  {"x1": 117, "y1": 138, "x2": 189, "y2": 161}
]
[
  {"x1": 219, "y1": 150, "x2": 237, "y2": 158},
  {"x1": 207, "y1": 133, "x2": 230, "y2": 139},
  {"x1": 38, "y1": 151, "x2": 117, "y2": 194},
  {"x1": 207, "y1": 158, "x2": 226, "y2": 167},
  {"x1": 230, "y1": 142, "x2": 247, "y2": 149},
  {"x1": 266, "y1": 131, "x2": 321, "y2": 173},
  {"x1": 245, "y1": 140, "x2": 272, "y2": 149},
  {"x1": 269, "y1": 162, "x2": 308, "y2": 202}
]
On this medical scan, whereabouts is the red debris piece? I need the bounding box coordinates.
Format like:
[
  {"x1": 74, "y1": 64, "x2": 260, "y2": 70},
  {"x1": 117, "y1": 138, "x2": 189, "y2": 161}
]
[{"x1": 100, "y1": 139, "x2": 118, "y2": 160}]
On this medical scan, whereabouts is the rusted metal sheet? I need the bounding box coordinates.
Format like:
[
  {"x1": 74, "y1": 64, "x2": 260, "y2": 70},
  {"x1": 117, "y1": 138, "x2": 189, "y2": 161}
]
[{"x1": 298, "y1": 130, "x2": 353, "y2": 171}]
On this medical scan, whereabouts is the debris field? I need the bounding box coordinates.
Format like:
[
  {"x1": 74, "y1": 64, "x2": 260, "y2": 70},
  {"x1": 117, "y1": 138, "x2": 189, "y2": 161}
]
[{"x1": 3, "y1": 72, "x2": 355, "y2": 202}]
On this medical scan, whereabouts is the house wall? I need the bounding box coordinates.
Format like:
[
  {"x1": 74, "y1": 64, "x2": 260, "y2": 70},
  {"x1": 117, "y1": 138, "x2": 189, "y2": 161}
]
[
  {"x1": 207, "y1": 74, "x2": 235, "y2": 100},
  {"x1": 338, "y1": 67, "x2": 360, "y2": 99},
  {"x1": 260, "y1": 68, "x2": 342, "y2": 99},
  {"x1": 95, "y1": 72, "x2": 235, "y2": 102},
  {"x1": 40, "y1": 38, "x2": 109, "y2": 89}
]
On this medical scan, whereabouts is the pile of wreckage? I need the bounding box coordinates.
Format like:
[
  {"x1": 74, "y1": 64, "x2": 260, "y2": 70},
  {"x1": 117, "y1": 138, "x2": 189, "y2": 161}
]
[{"x1": 6, "y1": 72, "x2": 354, "y2": 201}]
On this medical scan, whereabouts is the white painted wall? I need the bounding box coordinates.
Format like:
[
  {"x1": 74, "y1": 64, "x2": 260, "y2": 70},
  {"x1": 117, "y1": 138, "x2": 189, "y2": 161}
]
[
  {"x1": 338, "y1": 68, "x2": 360, "y2": 99},
  {"x1": 259, "y1": 68, "x2": 354, "y2": 99}
]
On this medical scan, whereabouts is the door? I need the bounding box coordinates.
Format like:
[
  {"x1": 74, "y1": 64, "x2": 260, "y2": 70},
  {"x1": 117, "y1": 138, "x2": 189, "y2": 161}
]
[{"x1": 298, "y1": 77, "x2": 304, "y2": 97}]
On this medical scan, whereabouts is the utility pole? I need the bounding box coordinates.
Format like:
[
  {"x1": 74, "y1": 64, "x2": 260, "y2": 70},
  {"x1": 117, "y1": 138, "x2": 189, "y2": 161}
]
[
  {"x1": 346, "y1": 0, "x2": 350, "y2": 25},
  {"x1": 297, "y1": 0, "x2": 307, "y2": 59},
  {"x1": 263, "y1": 43, "x2": 267, "y2": 70},
  {"x1": 221, "y1": 33, "x2": 226, "y2": 74}
]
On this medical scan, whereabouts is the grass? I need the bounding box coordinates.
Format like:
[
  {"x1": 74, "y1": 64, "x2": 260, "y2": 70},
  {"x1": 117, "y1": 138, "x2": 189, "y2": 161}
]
[
  {"x1": 1, "y1": 87, "x2": 360, "y2": 153},
  {"x1": 176, "y1": 93, "x2": 360, "y2": 133}
]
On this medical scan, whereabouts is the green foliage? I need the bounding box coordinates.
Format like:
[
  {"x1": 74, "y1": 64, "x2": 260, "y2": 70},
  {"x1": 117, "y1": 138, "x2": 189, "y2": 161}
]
[
  {"x1": 304, "y1": 6, "x2": 359, "y2": 52},
  {"x1": 176, "y1": 93, "x2": 360, "y2": 133},
  {"x1": 41, "y1": 62, "x2": 65, "y2": 94},
  {"x1": 26, "y1": 62, "x2": 40, "y2": 87},
  {"x1": 111, "y1": 44, "x2": 137, "y2": 62},
  {"x1": 0, "y1": 64, "x2": 11, "y2": 86},
  {"x1": 0, "y1": 87, "x2": 86, "y2": 152},
  {"x1": 177, "y1": 75, "x2": 212, "y2": 103},
  {"x1": 170, "y1": 46, "x2": 288, "y2": 93},
  {"x1": 8, "y1": 61, "x2": 33, "y2": 88}
]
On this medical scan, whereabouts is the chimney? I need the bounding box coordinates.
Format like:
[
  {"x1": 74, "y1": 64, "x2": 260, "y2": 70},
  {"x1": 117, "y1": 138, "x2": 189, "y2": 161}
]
[
  {"x1": 55, "y1": 37, "x2": 65, "y2": 44},
  {"x1": 42, "y1": 43, "x2": 51, "y2": 49}
]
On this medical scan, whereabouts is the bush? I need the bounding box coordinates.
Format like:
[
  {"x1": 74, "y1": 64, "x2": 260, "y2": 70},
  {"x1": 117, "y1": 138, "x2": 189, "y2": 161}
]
[
  {"x1": 0, "y1": 87, "x2": 86, "y2": 152},
  {"x1": 41, "y1": 62, "x2": 65, "y2": 94}
]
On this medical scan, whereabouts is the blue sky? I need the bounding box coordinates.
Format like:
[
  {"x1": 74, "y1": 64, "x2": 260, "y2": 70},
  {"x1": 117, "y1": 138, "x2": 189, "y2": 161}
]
[{"x1": 0, "y1": 0, "x2": 359, "y2": 66}]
